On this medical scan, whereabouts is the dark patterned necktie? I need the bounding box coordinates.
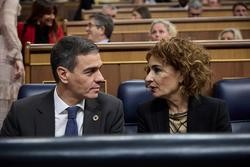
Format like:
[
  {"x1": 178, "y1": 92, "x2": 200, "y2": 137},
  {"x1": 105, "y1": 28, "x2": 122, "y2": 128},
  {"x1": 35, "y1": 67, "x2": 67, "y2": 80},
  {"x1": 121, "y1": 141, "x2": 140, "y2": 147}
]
[{"x1": 64, "y1": 106, "x2": 79, "y2": 136}]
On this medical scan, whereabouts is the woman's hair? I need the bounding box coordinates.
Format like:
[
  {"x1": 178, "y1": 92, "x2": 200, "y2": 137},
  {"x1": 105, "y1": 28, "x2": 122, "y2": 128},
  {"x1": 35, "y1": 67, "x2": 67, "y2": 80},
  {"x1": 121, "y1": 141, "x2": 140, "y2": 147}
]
[
  {"x1": 132, "y1": 6, "x2": 151, "y2": 19},
  {"x1": 218, "y1": 28, "x2": 243, "y2": 40},
  {"x1": 24, "y1": 0, "x2": 58, "y2": 33},
  {"x1": 146, "y1": 37, "x2": 211, "y2": 96},
  {"x1": 150, "y1": 19, "x2": 178, "y2": 38},
  {"x1": 232, "y1": 2, "x2": 248, "y2": 11}
]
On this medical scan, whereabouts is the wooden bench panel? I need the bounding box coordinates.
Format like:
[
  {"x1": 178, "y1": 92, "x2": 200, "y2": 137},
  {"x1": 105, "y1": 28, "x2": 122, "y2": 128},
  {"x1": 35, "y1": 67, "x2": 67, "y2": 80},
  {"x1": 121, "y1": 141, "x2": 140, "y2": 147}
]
[
  {"x1": 24, "y1": 40, "x2": 250, "y2": 96},
  {"x1": 82, "y1": 7, "x2": 235, "y2": 20},
  {"x1": 64, "y1": 17, "x2": 250, "y2": 41},
  {"x1": 93, "y1": 1, "x2": 250, "y2": 9}
]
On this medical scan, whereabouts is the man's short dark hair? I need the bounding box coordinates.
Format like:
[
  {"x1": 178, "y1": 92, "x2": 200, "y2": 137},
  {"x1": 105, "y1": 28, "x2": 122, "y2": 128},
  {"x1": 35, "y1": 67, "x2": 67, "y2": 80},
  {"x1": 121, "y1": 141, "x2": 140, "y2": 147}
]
[
  {"x1": 89, "y1": 13, "x2": 114, "y2": 39},
  {"x1": 51, "y1": 36, "x2": 99, "y2": 82}
]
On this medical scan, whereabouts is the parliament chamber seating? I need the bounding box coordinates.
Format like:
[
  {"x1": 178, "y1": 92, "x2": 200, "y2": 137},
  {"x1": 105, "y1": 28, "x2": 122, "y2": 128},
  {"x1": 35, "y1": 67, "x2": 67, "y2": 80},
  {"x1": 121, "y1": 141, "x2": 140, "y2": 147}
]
[
  {"x1": 0, "y1": 134, "x2": 250, "y2": 167},
  {"x1": 23, "y1": 40, "x2": 250, "y2": 96},
  {"x1": 117, "y1": 80, "x2": 153, "y2": 133},
  {"x1": 17, "y1": 84, "x2": 55, "y2": 99},
  {"x1": 213, "y1": 78, "x2": 250, "y2": 133}
]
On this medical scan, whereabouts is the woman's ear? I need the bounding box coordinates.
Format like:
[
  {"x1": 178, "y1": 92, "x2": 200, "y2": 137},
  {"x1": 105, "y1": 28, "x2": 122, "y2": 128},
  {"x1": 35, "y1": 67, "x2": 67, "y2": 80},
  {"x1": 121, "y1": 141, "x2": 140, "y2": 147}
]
[
  {"x1": 178, "y1": 72, "x2": 184, "y2": 84},
  {"x1": 57, "y1": 66, "x2": 69, "y2": 84}
]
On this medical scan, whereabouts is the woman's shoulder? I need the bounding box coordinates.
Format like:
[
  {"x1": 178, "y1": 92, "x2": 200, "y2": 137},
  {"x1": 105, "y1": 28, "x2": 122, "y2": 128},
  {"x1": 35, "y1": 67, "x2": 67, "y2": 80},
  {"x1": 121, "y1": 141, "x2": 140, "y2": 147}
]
[{"x1": 194, "y1": 95, "x2": 226, "y2": 106}]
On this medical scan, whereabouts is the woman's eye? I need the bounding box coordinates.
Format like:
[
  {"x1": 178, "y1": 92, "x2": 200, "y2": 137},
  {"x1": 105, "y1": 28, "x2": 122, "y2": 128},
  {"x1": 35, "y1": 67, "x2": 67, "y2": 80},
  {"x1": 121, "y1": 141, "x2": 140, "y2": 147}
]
[
  {"x1": 144, "y1": 66, "x2": 150, "y2": 74},
  {"x1": 153, "y1": 67, "x2": 161, "y2": 73}
]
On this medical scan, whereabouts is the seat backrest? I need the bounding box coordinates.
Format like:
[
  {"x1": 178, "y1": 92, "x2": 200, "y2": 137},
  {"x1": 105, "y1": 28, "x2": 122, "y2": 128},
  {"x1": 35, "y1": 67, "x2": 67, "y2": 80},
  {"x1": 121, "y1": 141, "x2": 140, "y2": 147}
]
[
  {"x1": 18, "y1": 84, "x2": 56, "y2": 99},
  {"x1": 213, "y1": 78, "x2": 250, "y2": 133},
  {"x1": 117, "y1": 80, "x2": 154, "y2": 134}
]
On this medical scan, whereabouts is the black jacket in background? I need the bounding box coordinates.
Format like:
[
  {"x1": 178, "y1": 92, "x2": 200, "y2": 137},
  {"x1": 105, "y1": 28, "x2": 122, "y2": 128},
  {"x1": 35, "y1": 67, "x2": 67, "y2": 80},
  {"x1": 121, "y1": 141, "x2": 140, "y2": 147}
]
[{"x1": 74, "y1": 0, "x2": 94, "y2": 20}]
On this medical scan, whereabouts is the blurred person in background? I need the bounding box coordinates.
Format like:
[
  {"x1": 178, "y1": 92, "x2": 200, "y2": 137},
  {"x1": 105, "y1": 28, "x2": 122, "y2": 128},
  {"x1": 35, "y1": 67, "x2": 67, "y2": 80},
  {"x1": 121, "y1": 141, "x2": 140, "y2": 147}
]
[
  {"x1": 0, "y1": 0, "x2": 25, "y2": 128},
  {"x1": 207, "y1": 0, "x2": 220, "y2": 7},
  {"x1": 188, "y1": 0, "x2": 203, "y2": 17},
  {"x1": 218, "y1": 28, "x2": 243, "y2": 40},
  {"x1": 74, "y1": 0, "x2": 94, "y2": 20},
  {"x1": 86, "y1": 13, "x2": 114, "y2": 43},
  {"x1": 102, "y1": 4, "x2": 117, "y2": 19},
  {"x1": 17, "y1": 0, "x2": 64, "y2": 50},
  {"x1": 174, "y1": 0, "x2": 189, "y2": 8},
  {"x1": 132, "y1": 6, "x2": 152, "y2": 19},
  {"x1": 149, "y1": 19, "x2": 177, "y2": 41},
  {"x1": 232, "y1": 2, "x2": 248, "y2": 16}
]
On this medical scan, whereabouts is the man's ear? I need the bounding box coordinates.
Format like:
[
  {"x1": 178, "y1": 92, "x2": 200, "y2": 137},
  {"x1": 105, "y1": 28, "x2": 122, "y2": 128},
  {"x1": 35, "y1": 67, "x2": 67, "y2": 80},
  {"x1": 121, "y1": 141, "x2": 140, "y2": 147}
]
[
  {"x1": 99, "y1": 26, "x2": 105, "y2": 34},
  {"x1": 57, "y1": 66, "x2": 69, "y2": 84}
]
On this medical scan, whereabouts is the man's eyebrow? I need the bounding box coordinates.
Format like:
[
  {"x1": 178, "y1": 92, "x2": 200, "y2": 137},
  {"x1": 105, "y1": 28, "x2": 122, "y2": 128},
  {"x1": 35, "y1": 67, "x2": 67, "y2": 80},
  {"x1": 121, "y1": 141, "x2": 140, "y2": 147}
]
[{"x1": 83, "y1": 65, "x2": 102, "y2": 72}]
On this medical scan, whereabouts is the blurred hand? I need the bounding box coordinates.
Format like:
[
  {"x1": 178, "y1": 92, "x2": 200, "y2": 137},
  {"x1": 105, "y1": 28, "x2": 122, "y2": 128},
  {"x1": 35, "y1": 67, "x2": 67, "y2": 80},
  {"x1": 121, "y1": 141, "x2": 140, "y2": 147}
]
[{"x1": 14, "y1": 60, "x2": 25, "y2": 80}]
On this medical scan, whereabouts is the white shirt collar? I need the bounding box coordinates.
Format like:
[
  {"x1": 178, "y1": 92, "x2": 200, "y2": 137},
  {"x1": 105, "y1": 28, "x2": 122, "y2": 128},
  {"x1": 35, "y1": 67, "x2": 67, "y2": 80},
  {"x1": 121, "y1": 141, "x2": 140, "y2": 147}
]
[
  {"x1": 95, "y1": 38, "x2": 109, "y2": 44},
  {"x1": 54, "y1": 87, "x2": 85, "y2": 114}
]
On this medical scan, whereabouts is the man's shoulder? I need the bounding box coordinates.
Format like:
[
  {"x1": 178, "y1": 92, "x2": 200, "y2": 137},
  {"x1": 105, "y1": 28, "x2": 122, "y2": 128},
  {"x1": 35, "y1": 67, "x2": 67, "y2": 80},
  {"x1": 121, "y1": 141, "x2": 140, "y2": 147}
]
[
  {"x1": 97, "y1": 92, "x2": 121, "y2": 103},
  {"x1": 14, "y1": 91, "x2": 53, "y2": 107}
]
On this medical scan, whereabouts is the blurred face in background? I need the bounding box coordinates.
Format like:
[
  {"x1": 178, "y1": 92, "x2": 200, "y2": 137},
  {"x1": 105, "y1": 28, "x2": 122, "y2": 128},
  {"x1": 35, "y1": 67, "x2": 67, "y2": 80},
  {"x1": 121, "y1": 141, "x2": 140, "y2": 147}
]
[
  {"x1": 233, "y1": 5, "x2": 248, "y2": 16},
  {"x1": 208, "y1": 0, "x2": 220, "y2": 7},
  {"x1": 39, "y1": 11, "x2": 55, "y2": 26},
  {"x1": 86, "y1": 18, "x2": 103, "y2": 43},
  {"x1": 188, "y1": 8, "x2": 202, "y2": 17},
  {"x1": 102, "y1": 8, "x2": 117, "y2": 19},
  {"x1": 150, "y1": 23, "x2": 170, "y2": 41},
  {"x1": 132, "y1": 11, "x2": 142, "y2": 19},
  {"x1": 220, "y1": 31, "x2": 234, "y2": 40}
]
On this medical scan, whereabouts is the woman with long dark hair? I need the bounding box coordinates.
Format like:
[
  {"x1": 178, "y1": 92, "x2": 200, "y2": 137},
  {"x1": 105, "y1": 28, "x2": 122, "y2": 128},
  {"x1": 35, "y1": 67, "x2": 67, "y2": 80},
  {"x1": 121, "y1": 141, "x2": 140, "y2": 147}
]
[{"x1": 18, "y1": 0, "x2": 64, "y2": 49}]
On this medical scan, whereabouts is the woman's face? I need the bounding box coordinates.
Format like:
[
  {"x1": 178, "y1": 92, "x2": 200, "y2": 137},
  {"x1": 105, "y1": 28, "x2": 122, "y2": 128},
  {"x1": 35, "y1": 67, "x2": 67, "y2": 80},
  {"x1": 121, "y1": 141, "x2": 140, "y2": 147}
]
[
  {"x1": 145, "y1": 55, "x2": 183, "y2": 99},
  {"x1": 39, "y1": 12, "x2": 55, "y2": 26},
  {"x1": 132, "y1": 11, "x2": 142, "y2": 19},
  {"x1": 221, "y1": 31, "x2": 234, "y2": 40},
  {"x1": 150, "y1": 23, "x2": 170, "y2": 41}
]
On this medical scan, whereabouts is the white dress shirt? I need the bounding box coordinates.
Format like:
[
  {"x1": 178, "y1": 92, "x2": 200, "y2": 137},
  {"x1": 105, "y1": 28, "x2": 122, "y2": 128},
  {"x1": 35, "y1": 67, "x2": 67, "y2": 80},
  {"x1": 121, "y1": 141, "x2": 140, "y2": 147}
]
[{"x1": 54, "y1": 88, "x2": 85, "y2": 137}]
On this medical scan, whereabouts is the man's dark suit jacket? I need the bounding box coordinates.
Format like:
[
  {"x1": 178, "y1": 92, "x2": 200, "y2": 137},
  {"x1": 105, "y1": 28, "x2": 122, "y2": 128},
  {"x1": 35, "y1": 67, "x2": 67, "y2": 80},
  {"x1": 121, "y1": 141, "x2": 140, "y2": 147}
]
[
  {"x1": 137, "y1": 95, "x2": 232, "y2": 133},
  {"x1": 0, "y1": 90, "x2": 124, "y2": 136}
]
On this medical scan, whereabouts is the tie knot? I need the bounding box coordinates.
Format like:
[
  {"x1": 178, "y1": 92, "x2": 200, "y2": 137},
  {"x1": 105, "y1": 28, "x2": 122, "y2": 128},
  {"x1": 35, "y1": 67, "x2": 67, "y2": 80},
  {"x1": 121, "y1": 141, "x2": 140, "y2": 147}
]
[{"x1": 67, "y1": 106, "x2": 79, "y2": 119}]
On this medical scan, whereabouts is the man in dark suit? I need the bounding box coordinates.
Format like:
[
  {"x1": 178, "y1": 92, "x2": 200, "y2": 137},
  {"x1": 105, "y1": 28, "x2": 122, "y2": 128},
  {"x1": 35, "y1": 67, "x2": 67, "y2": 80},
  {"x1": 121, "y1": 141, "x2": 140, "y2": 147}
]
[{"x1": 0, "y1": 36, "x2": 124, "y2": 137}]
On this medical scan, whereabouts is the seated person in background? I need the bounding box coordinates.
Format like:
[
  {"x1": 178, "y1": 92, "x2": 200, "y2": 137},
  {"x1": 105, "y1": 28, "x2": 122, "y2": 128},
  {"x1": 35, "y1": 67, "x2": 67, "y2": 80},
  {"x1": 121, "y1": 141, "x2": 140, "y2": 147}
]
[
  {"x1": 149, "y1": 19, "x2": 177, "y2": 41},
  {"x1": 201, "y1": 0, "x2": 208, "y2": 5},
  {"x1": 86, "y1": 13, "x2": 114, "y2": 44},
  {"x1": 102, "y1": 4, "x2": 117, "y2": 19},
  {"x1": 132, "y1": 6, "x2": 152, "y2": 19},
  {"x1": 17, "y1": 0, "x2": 64, "y2": 49},
  {"x1": 137, "y1": 37, "x2": 232, "y2": 133},
  {"x1": 218, "y1": 28, "x2": 243, "y2": 40},
  {"x1": 73, "y1": 0, "x2": 94, "y2": 20},
  {"x1": 132, "y1": 0, "x2": 145, "y2": 5},
  {"x1": 207, "y1": 0, "x2": 220, "y2": 7},
  {"x1": 232, "y1": 2, "x2": 248, "y2": 16},
  {"x1": 188, "y1": 0, "x2": 203, "y2": 17},
  {"x1": 0, "y1": 36, "x2": 125, "y2": 137},
  {"x1": 174, "y1": 0, "x2": 189, "y2": 8}
]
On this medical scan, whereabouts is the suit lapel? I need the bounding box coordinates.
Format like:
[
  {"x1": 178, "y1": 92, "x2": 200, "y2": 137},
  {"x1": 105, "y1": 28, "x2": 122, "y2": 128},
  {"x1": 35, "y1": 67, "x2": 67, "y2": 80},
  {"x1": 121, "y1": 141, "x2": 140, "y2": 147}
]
[
  {"x1": 35, "y1": 90, "x2": 55, "y2": 136},
  {"x1": 83, "y1": 98, "x2": 101, "y2": 134}
]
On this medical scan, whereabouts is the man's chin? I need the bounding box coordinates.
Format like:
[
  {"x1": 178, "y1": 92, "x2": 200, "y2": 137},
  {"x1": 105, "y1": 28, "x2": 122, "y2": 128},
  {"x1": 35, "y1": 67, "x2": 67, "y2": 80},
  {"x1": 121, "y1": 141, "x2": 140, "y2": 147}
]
[{"x1": 85, "y1": 92, "x2": 99, "y2": 99}]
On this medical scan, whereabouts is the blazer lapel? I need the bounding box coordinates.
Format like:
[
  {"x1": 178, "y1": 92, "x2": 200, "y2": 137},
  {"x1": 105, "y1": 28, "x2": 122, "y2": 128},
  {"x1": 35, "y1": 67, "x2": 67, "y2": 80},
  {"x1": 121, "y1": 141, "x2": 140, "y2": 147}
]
[
  {"x1": 153, "y1": 98, "x2": 169, "y2": 132},
  {"x1": 187, "y1": 96, "x2": 201, "y2": 132},
  {"x1": 83, "y1": 98, "x2": 101, "y2": 134},
  {"x1": 35, "y1": 90, "x2": 55, "y2": 136}
]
